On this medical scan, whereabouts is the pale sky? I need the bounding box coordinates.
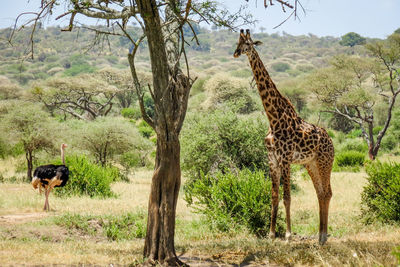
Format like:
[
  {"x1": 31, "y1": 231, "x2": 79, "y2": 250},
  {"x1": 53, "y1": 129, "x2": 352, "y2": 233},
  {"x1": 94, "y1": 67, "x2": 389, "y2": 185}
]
[{"x1": 0, "y1": 0, "x2": 399, "y2": 38}]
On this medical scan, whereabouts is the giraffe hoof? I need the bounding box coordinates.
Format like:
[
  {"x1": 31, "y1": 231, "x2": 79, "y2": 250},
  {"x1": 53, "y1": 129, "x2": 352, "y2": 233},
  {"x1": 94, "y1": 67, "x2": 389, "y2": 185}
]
[
  {"x1": 269, "y1": 232, "x2": 276, "y2": 239},
  {"x1": 319, "y1": 233, "x2": 328, "y2": 245},
  {"x1": 285, "y1": 232, "x2": 292, "y2": 241}
]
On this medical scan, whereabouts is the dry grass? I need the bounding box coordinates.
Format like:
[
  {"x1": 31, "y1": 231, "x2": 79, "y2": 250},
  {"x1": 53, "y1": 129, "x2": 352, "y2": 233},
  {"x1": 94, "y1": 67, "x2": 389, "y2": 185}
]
[{"x1": 0, "y1": 159, "x2": 399, "y2": 266}]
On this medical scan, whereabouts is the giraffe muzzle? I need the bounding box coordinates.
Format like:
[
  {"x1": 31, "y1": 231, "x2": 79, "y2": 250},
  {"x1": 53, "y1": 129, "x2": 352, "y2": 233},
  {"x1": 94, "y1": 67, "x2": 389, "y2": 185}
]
[{"x1": 233, "y1": 49, "x2": 241, "y2": 58}]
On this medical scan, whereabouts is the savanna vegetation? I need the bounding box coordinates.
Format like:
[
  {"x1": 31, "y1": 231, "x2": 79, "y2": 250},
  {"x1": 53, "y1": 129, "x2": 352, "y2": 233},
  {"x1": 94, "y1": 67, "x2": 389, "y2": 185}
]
[{"x1": 0, "y1": 2, "x2": 399, "y2": 265}]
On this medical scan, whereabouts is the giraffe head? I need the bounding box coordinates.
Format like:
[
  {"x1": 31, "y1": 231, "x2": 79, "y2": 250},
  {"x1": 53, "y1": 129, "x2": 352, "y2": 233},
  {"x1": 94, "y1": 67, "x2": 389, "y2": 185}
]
[{"x1": 233, "y1": 29, "x2": 262, "y2": 58}]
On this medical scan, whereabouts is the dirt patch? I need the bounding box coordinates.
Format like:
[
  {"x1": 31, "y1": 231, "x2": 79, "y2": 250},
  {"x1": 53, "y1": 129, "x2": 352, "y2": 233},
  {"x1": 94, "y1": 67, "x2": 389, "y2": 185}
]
[{"x1": 0, "y1": 212, "x2": 47, "y2": 225}]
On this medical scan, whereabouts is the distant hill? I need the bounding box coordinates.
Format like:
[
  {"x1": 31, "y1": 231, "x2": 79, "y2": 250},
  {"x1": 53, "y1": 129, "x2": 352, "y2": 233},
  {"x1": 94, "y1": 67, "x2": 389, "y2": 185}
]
[{"x1": 0, "y1": 25, "x2": 362, "y2": 86}]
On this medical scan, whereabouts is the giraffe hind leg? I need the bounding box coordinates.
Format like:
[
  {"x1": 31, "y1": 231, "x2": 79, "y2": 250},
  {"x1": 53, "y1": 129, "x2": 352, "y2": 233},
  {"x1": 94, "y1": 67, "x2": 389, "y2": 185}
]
[
  {"x1": 304, "y1": 157, "x2": 332, "y2": 245},
  {"x1": 269, "y1": 165, "x2": 281, "y2": 239},
  {"x1": 282, "y1": 165, "x2": 292, "y2": 240}
]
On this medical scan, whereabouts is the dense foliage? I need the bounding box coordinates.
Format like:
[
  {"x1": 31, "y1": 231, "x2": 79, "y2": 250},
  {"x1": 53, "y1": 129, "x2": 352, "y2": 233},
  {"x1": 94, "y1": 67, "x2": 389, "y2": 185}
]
[
  {"x1": 339, "y1": 32, "x2": 366, "y2": 47},
  {"x1": 335, "y1": 151, "x2": 365, "y2": 167},
  {"x1": 361, "y1": 161, "x2": 400, "y2": 223},
  {"x1": 203, "y1": 73, "x2": 257, "y2": 114},
  {"x1": 75, "y1": 117, "x2": 152, "y2": 167},
  {"x1": 184, "y1": 168, "x2": 284, "y2": 236},
  {"x1": 181, "y1": 109, "x2": 269, "y2": 180},
  {"x1": 54, "y1": 155, "x2": 120, "y2": 198}
]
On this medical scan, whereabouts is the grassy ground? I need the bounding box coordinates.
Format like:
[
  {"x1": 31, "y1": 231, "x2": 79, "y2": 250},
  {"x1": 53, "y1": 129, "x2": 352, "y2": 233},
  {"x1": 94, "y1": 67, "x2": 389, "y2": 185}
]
[{"x1": 0, "y1": 163, "x2": 400, "y2": 266}]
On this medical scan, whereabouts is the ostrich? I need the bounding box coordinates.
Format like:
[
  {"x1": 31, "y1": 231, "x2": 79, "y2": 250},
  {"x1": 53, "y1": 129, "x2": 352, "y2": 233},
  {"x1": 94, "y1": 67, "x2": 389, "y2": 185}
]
[{"x1": 31, "y1": 144, "x2": 69, "y2": 211}]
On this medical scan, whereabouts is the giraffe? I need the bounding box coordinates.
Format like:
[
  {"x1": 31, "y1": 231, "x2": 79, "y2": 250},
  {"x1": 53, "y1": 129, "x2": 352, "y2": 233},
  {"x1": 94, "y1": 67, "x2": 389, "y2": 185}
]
[{"x1": 233, "y1": 29, "x2": 334, "y2": 245}]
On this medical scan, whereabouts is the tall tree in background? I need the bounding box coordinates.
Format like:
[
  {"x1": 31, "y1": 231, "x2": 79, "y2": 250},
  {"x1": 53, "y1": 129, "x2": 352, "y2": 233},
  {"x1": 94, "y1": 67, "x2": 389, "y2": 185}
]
[
  {"x1": 339, "y1": 32, "x2": 366, "y2": 47},
  {"x1": 308, "y1": 33, "x2": 400, "y2": 160},
  {"x1": 0, "y1": 103, "x2": 56, "y2": 180},
  {"x1": 11, "y1": 0, "x2": 302, "y2": 265}
]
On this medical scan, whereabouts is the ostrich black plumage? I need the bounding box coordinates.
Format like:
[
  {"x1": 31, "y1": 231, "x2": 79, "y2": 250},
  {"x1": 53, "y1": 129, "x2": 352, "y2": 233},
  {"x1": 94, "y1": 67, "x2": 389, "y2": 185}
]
[{"x1": 31, "y1": 144, "x2": 69, "y2": 211}]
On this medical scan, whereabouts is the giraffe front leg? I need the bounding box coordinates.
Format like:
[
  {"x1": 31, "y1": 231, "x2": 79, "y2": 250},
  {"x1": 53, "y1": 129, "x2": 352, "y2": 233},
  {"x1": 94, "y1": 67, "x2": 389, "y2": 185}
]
[
  {"x1": 282, "y1": 165, "x2": 292, "y2": 241},
  {"x1": 269, "y1": 163, "x2": 281, "y2": 239}
]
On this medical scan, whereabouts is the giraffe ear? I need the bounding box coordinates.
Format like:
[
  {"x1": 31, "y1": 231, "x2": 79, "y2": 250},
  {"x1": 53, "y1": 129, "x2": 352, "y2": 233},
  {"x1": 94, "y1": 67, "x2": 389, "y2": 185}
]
[{"x1": 253, "y1": 41, "x2": 263, "y2": 46}]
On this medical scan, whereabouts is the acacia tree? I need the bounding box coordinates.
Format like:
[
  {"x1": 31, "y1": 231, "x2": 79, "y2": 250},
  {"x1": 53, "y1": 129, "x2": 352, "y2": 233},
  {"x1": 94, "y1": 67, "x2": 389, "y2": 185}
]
[
  {"x1": 307, "y1": 33, "x2": 400, "y2": 160},
  {"x1": 97, "y1": 67, "x2": 152, "y2": 108},
  {"x1": 0, "y1": 102, "x2": 56, "y2": 180},
  {"x1": 32, "y1": 74, "x2": 119, "y2": 120},
  {"x1": 77, "y1": 117, "x2": 151, "y2": 166},
  {"x1": 13, "y1": 0, "x2": 301, "y2": 265},
  {"x1": 339, "y1": 32, "x2": 366, "y2": 47}
]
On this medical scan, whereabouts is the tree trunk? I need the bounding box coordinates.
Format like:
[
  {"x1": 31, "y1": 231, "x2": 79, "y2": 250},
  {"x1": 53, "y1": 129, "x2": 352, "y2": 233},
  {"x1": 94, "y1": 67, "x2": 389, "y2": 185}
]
[
  {"x1": 367, "y1": 122, "x2": 376, "y2": 160},
  {"x1": 144, "y1": 135, "x2": 183, "y2": 265},
  {"x1": 26, "y1": 150, "x2": 33, "y2": 181},
  {"x1": 136, "y1": 0, "x2": 190, "y2": 265}
]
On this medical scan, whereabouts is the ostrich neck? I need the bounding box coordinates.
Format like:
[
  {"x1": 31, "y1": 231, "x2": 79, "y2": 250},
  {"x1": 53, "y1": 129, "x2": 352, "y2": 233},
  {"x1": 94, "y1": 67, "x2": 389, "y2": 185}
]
[
  {"x1": 61, "y1": 147, "x2": 65, "y2": 165},
  {"x1": 247, "y1": 49, "x2": 297, "y2": 124}
]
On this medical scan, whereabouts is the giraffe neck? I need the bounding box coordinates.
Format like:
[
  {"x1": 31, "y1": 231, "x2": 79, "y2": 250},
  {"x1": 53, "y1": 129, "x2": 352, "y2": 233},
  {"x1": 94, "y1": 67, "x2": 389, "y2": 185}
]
[{"x1": 247, "y1": 49, "x2": 297, "y2": 125}]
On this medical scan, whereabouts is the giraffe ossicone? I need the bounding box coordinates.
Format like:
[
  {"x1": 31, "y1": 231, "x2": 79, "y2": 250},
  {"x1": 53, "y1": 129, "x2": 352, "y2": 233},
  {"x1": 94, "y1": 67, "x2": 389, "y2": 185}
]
[{"x1": 234, "y1": 29, "x2": 334, "y2": 245}]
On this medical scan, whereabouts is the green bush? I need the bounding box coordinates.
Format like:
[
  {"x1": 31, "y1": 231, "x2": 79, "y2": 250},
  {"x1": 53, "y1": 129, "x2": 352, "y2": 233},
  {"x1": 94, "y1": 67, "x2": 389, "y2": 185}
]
[
  {"x1": 203, "y1": 73, "x2": 257, "y2": 114},
  {"x1": 381, "y1": 109, "x2": 400, "y2": 152},
  {"x1": 337, "y1": 138, "x2": 368, "y2": 153},
  {"x1": 54, "y1": 211, "x2": 146, "y2": 240},
  {"x1": 181, "y1": 110, "x2": 269, "y2": 180},
  {"x1": 63, "y1": 63, "x2": 96, "y2": 76},
  {"x1": 103, "y1": 212, "x2": 146, "y2": 240},
  {"x1": 184, "y1": 169, "x2": 284, "y2": 237},
  {"x1": 271, "y1": 62, "x2": 291, "y2": 72},
  {"x1": 381, "y1": 133, "x2": 398, "y2": 151},
  {"x1": 346, "y1": 128, "x2": 362, "y2": 138},
  {"x1": 54, "y1": 155, "x2": 119, "y2": 198},
  {"x1": 138, "y1": 120, "x2": 155, "y2": 138},
  {"x1": 335, "y1": 151, "x2": 365, "y2": 167},
  {"x1": 373, "y1": 126, "x2": 383, "y2": 135},
  {"x1": 121, "y1": 107, "x2": 141, "y2": 120},
  {"x1": 190, "y1": 77, "x2": 207, "y2": 95},
  {"x1": 361, "y1": 161, "x2": 400, "y2": 223}
]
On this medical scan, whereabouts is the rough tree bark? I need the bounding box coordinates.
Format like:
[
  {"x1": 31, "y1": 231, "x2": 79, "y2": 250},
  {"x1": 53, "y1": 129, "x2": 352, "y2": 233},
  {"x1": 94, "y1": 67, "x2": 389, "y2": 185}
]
[
  {"x1": 26, "y1": 149, "x2": 33, "y2": 181},
  {"x1": 135, "y1": 0, "x2": 191, "y2": 265}
]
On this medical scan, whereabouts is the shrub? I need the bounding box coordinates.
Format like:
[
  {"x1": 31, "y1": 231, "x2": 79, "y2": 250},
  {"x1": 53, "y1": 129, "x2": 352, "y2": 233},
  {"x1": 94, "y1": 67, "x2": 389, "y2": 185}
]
[
  {"x1": 373, "y1": 126, "x2": 383, "y2": 135},
  {"x1": 271, "y1": 62, "x2": 291, "y2": 72},
  {"x1": 337, "y1": 138, "x2": 368, "y2": 153},
  {"x1": 103, "y1": 212, "x2": 146, "y2": 240},
  {"x1": 190, "y1": 77, "x2": 208, "y2": 95},
  {"x1": 54, "y1": 211, "x2": 146, "y2": 240},
  {"x1": 138, "y1": 120, "x2": 155, "y2": 138},
  {"x1": 120, "y1": 150, "x2": 150, "y2": 171},
  {"x1": 203, "y1": 73, "x2": 257, "y2": 114},
  {"x1": 184, "y1": 168, "x2": 284, "y2": 237},
  {"x1": 121, "y1": 107, "x2": 141, "y2": 120},
  {"x1": 76, "y1": 117, "x2": 151, "y2": 167},
  {"x1": 335, "y1": 151, "x2": 365, "y2": 167},
  {"x1": 346, "y1": 128, "x2": 362, "y2": 138},
  {"x1": 54, "y1": 155, "x2": 119, "y2": 198},
  {"x1": 181, "y1": 110, "x2": 269, "y2": 180},
  {"x1": 361, "y1": 161, "x2": 400, "y2": 223},
  {"x1": 381, "y1": 133, "x2": 398, "y2": 151},
  {"x1": 63, "y1": 63, "x2": 96, "y2": 76}
]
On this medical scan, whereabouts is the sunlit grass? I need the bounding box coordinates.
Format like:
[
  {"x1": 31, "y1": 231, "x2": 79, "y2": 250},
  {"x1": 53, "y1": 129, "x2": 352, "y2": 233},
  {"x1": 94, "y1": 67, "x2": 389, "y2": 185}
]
[{"x1": 0, "y1": 158, "x2": 399, "y2": 265}]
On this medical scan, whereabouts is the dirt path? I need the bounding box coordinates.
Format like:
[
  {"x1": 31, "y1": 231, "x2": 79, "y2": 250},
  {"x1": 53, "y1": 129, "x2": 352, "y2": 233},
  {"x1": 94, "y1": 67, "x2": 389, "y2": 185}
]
[{"x1": 0, "y1": 212, "x2": 47, "y2": 225}]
